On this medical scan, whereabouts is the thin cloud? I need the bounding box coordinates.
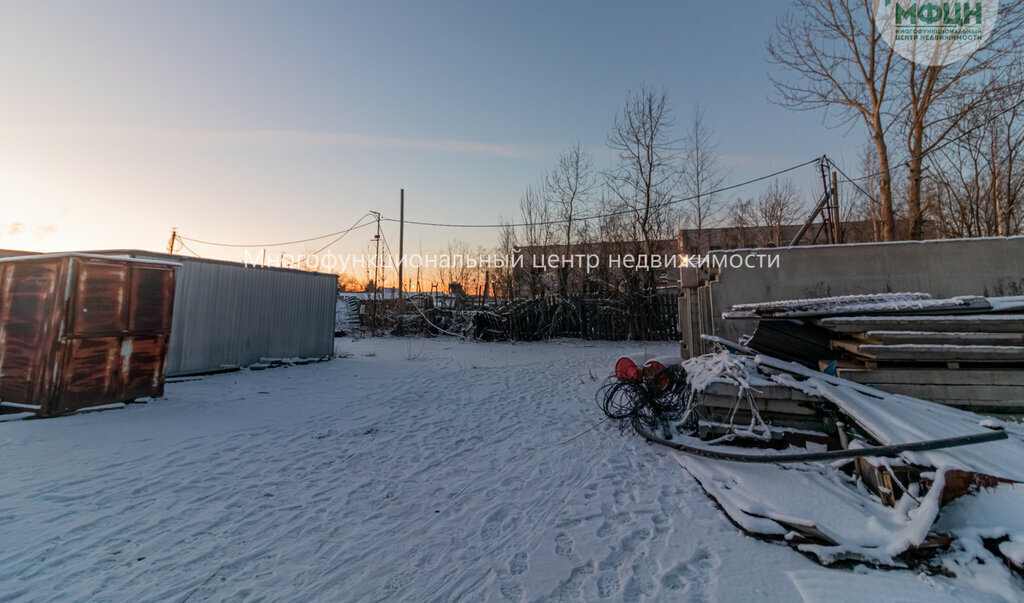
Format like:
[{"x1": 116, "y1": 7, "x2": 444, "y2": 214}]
[
  {"x1": 0, "y1": 222, "x2": 56, "y2": 240},
  {"x1": 6, "y1": 125, "x2": 553, "y2": 159}
]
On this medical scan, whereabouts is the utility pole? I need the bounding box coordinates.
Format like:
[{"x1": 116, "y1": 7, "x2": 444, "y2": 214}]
[
  {"x1": 819, "y1": 158, "x2": 833, "y2": 244},
  {"x1": 397, "y1": 189, "x2": 405, "y2": 309},
  {"x1": 370, "y1": 211, "x2": 381, "y2": 323},
  {"x1": 831, "y1": 171, "x2": 842, "y2": 243},
  {"x1": 167, "y1": 227, "x2": 178, "y2": 254}
]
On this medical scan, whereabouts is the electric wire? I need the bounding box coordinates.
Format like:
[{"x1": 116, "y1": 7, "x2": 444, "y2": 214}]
[
  {"x1": 176, "y1": 239, "x2": 203, "y2": 257},
  {"x1": 180, "y1": 213, "x2": 374, "y2": 248},
  {"x1": 283, "y1": 214, "x2": 375, "y2": 267},
  {"x1": 380, "y1": 157, "x2": 821, "y2": 229}
]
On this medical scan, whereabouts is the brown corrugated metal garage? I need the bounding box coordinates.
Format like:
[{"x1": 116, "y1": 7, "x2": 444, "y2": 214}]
[{"x1": 0, "y1": 253, "x2": 178, "y2": 416}]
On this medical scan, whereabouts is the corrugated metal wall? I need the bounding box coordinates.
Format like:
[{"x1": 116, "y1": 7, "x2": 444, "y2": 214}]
[{"x1": 96, "y1": 251, "x2": 336, "y2": 376}]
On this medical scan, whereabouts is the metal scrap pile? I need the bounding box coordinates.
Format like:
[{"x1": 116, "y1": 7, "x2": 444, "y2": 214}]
[{"x1": 600, "y1": 335, "x2": 1024, "y2": 575}]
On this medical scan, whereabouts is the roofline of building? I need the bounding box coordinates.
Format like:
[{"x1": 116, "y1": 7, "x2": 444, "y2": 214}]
[
  {"x1": 0, "y1": 252, "x2": 182, "y2": 267},
  {"x1": 55, "y1": 249, "x2": 339, "y2": 278}
]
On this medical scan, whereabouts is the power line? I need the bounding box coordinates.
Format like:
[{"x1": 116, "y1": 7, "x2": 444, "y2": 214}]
[
  {"x1": 176, "y1": 239, "x2": 203, "y2": 257},
  {"x1": 179, "y1": 214, "x2": 374, "y2": 248},
  {"x1": 826, "y1": 157, "x2": 882, "y2": 209},
  {"x1": 174, "y1": 156, "x2": 821, "y2": 249},
  {"x1": 380, "y1": 157, "x2": 821, "y2": 229},
  {"x1": 284, "y1": 214, "x2": 376, "y2": 267}
]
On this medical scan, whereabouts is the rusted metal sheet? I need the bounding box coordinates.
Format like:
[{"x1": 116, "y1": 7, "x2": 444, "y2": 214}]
[{"x1": 0, "y1": 254, "x2": 178, "y2": 416}]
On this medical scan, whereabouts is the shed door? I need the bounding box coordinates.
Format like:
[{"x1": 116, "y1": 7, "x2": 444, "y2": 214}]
[
  {"x1": 128, "y1": 266, "x2": 175, "y2": 332},
  {"x1": 69, "y1": 259, "x2": 129, "y2": 336},
  {"x1": 0, "y1": 259, "x2": 63, "y2": 404},
  {"x1": 58, "y1": 337, "x2": 121, "y2": 413}
]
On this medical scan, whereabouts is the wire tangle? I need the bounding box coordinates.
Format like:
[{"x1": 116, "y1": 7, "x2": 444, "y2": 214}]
[{"x1": 596, "y1": 365, "x2": 690, "y2": 436}]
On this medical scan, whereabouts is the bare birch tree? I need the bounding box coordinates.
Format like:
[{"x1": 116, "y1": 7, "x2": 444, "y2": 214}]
[
  {"x1": 900, "y1": 21, "x2": 1024, "y2": 239},
  {"x1": 605, "y1": 84, "x2": 680, "y2": 289},
  {"x1": 770, "y1": 0, "x2": 1024, "y2": 240},
  {"x1": 930, "y1": 84, "x2": 1024, "y2": 237},
  {"x1": 758, "y1": 179, "x2": 805, "y2": 245},
  {"x1": 494, "y1": 218, "x2": 517, "y2": 300},
  {"x1": 768, "y1": 0, "x2": 900, "y2": 240},
  {"x1": 681, "y1": 102, "x2": 731, "y2": 253},
  {"x1": 545, "y1": 141, "x2": 597, "y2": 295},
  {"x1": 517, "y1": 182, "x2": 553, "y2": 298}
]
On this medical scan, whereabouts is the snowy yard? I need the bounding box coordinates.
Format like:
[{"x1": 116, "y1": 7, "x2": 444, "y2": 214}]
[{"x1": 0, "y1": 338, "x2": 1007, "y2": 601}]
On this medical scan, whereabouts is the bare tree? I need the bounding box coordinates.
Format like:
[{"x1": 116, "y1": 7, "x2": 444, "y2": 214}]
[
  {"x1": 758, "y1": 179, "x2": 805, "y2": 245},
  {"x1": 724, "y1": 197, "x2": 761, "y2": 249},
  {"x1": 516, "y1": 182, "x2": 553, "y2": 298},
  {"x1": 929, "y1": 85, "x2": 1024, "y2": 237},
  {"x1": 436, "y1": 239, "x2": 474, "y2": 295},
  {"x1": 605, "y1": 84, "x2": 681, "y2": 283},
  {"x1": 494, "y1": 218, "x2": 517, "y2": 300},
  {"x1": 899, "y1": 8, "x2": 1024, "y2": 239},
  {"x1": 681, "y1": 103, "x2": 731, "y2": 253},
  {"x1": 770, "y1": 0, "x2": 1024, "y2": 240},
  {"x1": 768, "y1": 0, "x2": 900, "y2": 240},
  {"x1": 545, "y1": 141, "x2": 597, "y2": 296}
]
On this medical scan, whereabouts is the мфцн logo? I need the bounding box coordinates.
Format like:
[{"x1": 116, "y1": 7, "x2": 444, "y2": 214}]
[{"x1": 875, "y1": 0, "x2": 999, "y2": 65}]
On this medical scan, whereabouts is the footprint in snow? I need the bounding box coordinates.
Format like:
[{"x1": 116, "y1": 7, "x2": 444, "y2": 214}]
[
  {"x1": 660, "y1": 547, "x2": 720, "y2": 599},
  {"x1": 554, "y1": 532, "x2": 575, "y2": 558},
  {"x1": 597, "y1": 572, "x2": 621, "y2": 598},
  {"x1": 509, "y1": 551, "x2": 528, "y2": 576}
]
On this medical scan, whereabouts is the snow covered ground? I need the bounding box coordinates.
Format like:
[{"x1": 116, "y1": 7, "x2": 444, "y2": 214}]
[{"x1": 0, "y1": 338, "x2": 1015, "y2": 601}]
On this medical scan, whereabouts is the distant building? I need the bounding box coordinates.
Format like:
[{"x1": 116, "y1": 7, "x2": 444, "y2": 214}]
[{"x1": 678, "y1": 220, "x2": 879, "y2": 255}]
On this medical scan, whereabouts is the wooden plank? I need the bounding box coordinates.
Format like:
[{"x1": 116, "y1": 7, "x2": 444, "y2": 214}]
[
  {"x1": 704, "y1": 380, "x2": 824, "y2": 403},
  {"x1": 837, "y1": 368, "x2": 1024, "y2": 386},
  {"x1": 699, "y1": 408, "x2": 828, "y2": 432},
  {"x1": 700, "y1": 394, "x2": 821, "y2": 417},
  {"x1": 817, "y1": 314, "x2": 1024, "y2": 333},
  {"x1": 863, "y1": 331, "x2": 1024, "y2": 346},
  {"x1": 830, "y1": 339, "x2": 875, "y2": 356},
  {"x1": 857, "y1": 344, "x2": 1024, "y2": 362}
]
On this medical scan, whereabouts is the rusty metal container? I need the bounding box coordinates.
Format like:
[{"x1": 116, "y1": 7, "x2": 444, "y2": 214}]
[{"x1": 0, "y1": 253, "x2": 178, "y2": 416}]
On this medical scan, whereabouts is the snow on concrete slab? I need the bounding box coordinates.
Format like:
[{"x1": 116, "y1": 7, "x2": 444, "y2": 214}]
[
  {"x1": 787, "y1": 568, "x2": 996, "y2": 602},
  {"x1": 757, "y1": 355, "x2": 1024, "y2": 482}
]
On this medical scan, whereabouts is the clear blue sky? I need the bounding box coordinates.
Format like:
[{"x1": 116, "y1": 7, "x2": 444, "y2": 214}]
[{"x1": 0, "y1": 0, "x2": 866, "y2": 265}]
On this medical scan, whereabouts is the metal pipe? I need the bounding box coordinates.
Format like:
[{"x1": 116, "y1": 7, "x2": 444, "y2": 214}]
[{"x1": 635, "y1": 424, "x2": 1008, "y2": 464}]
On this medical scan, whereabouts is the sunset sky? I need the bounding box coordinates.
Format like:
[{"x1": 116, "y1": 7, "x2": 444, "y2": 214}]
[{"x1": 0, "y1": 1, "x2": 864, "y2": 267}]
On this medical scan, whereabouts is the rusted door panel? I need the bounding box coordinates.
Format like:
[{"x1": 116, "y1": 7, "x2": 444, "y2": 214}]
[
  {"x1": 57, "y1": 337, "x2": 121, "y2": 413},
  {"x1": 120, "y1": 335, "x2": 168, "y2": 398},
  {"x1": 69, "y1": 260, "x2": 128, "y2": 336},
  {"x1": 129, "y1": 266, "x2": 175, "y2": 332},
  {"x1": 0, "y1": 255, "x2": 177, "y2": 416},
  {"x1": 0, "y1": 260, "x2": 63, "y2": 404}
]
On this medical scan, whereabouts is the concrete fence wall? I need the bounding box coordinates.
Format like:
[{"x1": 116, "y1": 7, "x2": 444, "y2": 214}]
[{"x1": 679, "y1": 236, "x2": 1024, "y2": 353}]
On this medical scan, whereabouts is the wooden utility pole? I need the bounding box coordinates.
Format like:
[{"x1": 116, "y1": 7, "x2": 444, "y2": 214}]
[
  {"x1": 167, "y1": 227, "x2": 178, "y2": 254},
  {"x1": 481, "y1": 270, "x2": 490, "y2": 308},
  {"x1": 831, "y1": 171, "x2": 842, "y2": 243},
  {"x1": 397, "y1": 189, "x2": 405, "y2": 308},
  {"x1": 371, "y1": 210, "x2": 381, "y2": 287}
]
